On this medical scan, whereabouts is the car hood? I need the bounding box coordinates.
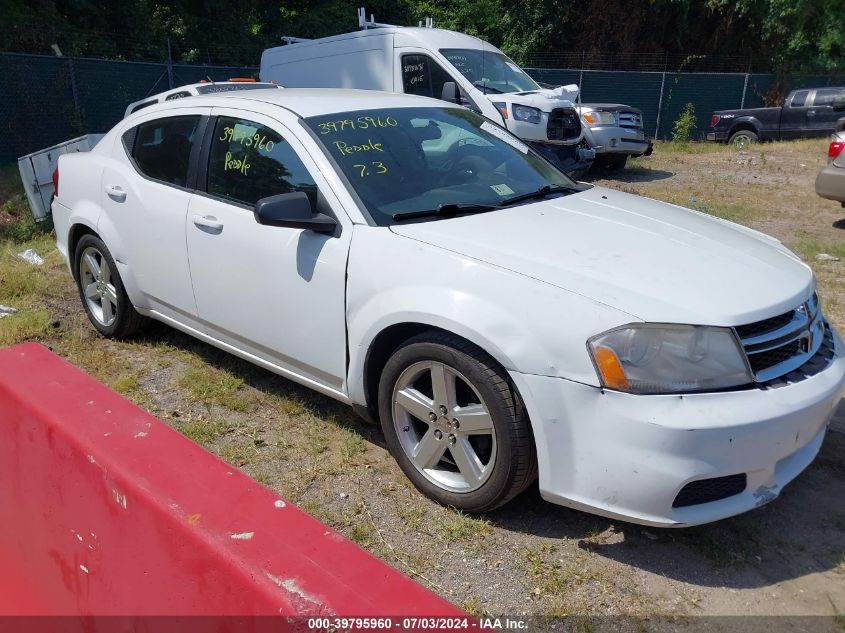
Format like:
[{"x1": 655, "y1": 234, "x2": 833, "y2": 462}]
[
  {"x1": 494, "y1": 84, "x2": 580, "y2": 112},
  {"x1": 389, "y1": 187, "x2": 813, "y2": 326}
]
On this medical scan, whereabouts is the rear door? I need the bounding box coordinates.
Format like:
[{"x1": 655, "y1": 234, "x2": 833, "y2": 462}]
[
  {"x1": 185, "y1": 107, "x2": 352, "y2": 397},
  {"x1": 808, "y1": 88, "x2": 845, "y2": 135},
  {"x1": 102, "y1": 109, "x2": 209, "y2": 324},
  {"x1": 779, "y1": 90, "x2": 809, "y2": 139}
]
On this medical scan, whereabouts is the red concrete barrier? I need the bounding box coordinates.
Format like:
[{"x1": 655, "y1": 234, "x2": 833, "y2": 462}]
[{"x1": 0, "y1": 343, "x2": 465, "y2": 622}]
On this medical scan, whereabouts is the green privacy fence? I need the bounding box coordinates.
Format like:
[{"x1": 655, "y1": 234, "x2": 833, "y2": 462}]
[
  {"x1": 526, "y1": 67, "x2": 845, "y2": 140},
  {"x1": 2, "y1": 51, "x2": 844, "y2": 163},
  {"x1": 0, "y1": 52, "x2": 258, "y2": 163}
]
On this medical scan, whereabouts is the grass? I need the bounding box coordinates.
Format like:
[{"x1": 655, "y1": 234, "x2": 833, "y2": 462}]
[
  {"x1": 438, "y1": 509, "x2": 492, "y2": 541},
  {"x1": 177, "y1": 362, "x2": 256, "y2": 413},
  {"x1": 176, "y1": 416, "x2": 234, "y2": 444},
  {"x1": 788, "y1": 233, "x2": 845, "y2": 262},
  {"x1": 674, "y1": 519, "x2": 762, "y2": 567}
]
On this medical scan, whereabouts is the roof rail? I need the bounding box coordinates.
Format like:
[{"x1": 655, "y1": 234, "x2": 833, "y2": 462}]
[
  {"x1": 358, "y1": 7, "x2": 396, "y2": 30},
  {"x1": 281, "y1": 36, "x2": 312, "y2": 45}
]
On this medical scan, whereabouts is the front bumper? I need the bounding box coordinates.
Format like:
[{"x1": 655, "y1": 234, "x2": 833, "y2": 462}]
[
  {"x1": 509, "y1": 327, "x2": 845, "y2": 527},
  {"x1": 588, "y1": 126, "x2": 651, "y2": 156},
  {"x1": 528, "y1": 141, "x2": 595, "y2": 176}
]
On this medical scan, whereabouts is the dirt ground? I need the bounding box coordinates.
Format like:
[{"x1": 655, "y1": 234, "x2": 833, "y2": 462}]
[{"x1": 1, "y1": 139, "x2": 845, "y2": 628}]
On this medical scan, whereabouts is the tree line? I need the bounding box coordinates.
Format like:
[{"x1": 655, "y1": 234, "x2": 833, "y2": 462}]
[{"x1": 4, "y1": 0, "x2": 843, "y2": 72}]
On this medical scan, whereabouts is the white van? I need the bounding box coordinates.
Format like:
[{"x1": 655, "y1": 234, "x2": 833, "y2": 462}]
[{"x1": 260, "y1": 20, "x2": 595, "y2": 174}]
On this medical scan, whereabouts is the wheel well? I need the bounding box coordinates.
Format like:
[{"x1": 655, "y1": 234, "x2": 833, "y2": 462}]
[
  {"x1": 67, "y1": 224, "x2": 98, "y2": 280},
  {"x1": 363, "y1": 323, "x2": 433, "y2": 417},
  {"x1": 729, "y1": 122, "x2": 757, "y2": 138}
]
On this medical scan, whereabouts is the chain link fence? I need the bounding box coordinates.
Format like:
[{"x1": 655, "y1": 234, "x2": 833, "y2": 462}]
[{"x1": 2, "y1": 51, "x2": 844, "y2": 164}]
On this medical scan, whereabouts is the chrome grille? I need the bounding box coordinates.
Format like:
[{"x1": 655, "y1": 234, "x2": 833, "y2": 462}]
[
  {"x1": 618, "y1": 111, "x2": 643, "y2": 130},
  {"x1": 735, "y1": 294, "x2": 825, "y2": 383}
]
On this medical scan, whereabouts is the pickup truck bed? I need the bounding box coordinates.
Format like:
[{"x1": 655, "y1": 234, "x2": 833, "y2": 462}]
[{"x1": 708, "y1": 87, "x2": 845, "y2": 145}]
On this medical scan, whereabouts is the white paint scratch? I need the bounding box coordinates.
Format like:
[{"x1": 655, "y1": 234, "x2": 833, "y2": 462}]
[
  {"x1": 112, "y1": 489, "x2": 127, "y2": 509},
  {"x1": 230, "y1": 532, "x2": 255, "y2": 540},
  {"x1": 264, "y1": 572, "x2": 322, "y2": 606},
  {"x1": 103, "y1": 432, "x2": 112, "y2": 437},
  {"x1": 87, "y1": 455, "x2": 98, "y2": 465},
  {"x1": 79, "y1": 565, "x2": 89, "y2": 574},
  {"x1": 86, "y1": 401, "x2": 95, "y2": 406},
  {"x1": 105, "y1": 410, "x2": 112, "y2": 414},
  {"x1": 134, "y1": 431, "x2": 148, "y2": 438},
  {"x1": 90, "y1": 532, "x2": 97, "y2": 539},
  {"x1": 274, "y1": 500, "x2": 286, "y2": 508},
  {"x1": 76, "y1": 533, "x2": 83, "y2": 542}
]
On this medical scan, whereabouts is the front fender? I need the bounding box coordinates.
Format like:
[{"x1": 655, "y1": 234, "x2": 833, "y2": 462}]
[{"x1": 345, "y1": 227, "x2": 636, "y2": 406}]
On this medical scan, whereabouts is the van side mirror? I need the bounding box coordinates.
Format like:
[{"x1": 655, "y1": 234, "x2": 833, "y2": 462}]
[
  {"x1": 254, "y1": 191, "x2": 337, "y2": 234},
  {"x1": 441, "y1": 81, "x2": 460, "y2": 104},
  {"x1": 832, "y1": 95, "x2": 845, "y2": 111}
]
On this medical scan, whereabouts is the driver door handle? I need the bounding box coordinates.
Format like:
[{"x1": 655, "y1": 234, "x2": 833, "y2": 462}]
[{"x1": 192, "y1": 214, "x2": 224, "y2": 231}]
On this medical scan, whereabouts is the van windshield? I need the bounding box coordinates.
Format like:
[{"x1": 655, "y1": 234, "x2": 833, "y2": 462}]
[
  {"x1": 304, "y1": 107, "x2": 576, "y2": 226},
  {"x1": 440, "y1": 49, "x2": 540, "y2": 94}
]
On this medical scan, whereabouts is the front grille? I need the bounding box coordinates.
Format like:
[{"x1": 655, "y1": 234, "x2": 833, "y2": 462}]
[
  {"x1": 735, "y1": 293, "x2": 825, "y2": 383},
  {"x1": 748, "y1": 340, "x2": 802, "y2": 374},
  {"x1": 734, "y1": 310, "x2": 794, "y2": 339},
  {"x1": 618, "y1": 111, "x2": 643, "y2": 130},
  {"x1": 673, "y1": 474, "x2": 747, "y2": 508},
  {"x1": 547, "y1": 108, "x2": 581, "y2": 141}
]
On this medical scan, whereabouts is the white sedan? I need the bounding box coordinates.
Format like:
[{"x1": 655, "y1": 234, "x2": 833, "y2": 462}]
[{"x1": 52, "y1": 87, "x2": 845, "y2": 526}]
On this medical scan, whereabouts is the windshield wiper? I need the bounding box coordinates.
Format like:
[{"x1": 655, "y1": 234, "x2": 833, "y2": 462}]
[
  {"x1": 498, "y1": 184, "x2": 576, "y2": 207},
  {"x1": 473, "y1": 81, "x2": 503, "y2": 94},
  {"x1": 392, "y1": 202, "x2": 497, "y2": 222}
]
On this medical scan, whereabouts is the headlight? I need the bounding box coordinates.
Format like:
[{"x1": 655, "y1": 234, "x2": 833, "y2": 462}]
[
  {"x1": 512, "y1": 104, "x2": 542, "y2": 124},
  {"x1": 582, "y1": 110, "x2": 616, "y2": 126},
  {"x1": 588, "y1": 324, "x2": 752, "y2": 394}
]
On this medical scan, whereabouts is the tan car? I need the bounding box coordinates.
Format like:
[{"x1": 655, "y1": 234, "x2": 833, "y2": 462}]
[{"x1": 816, "y1": 126, "x2": 845, "y2": 207}]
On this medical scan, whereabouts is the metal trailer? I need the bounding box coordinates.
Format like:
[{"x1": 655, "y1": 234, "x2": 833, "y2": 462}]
[{"x1": 17, "y1": 134, "x2": 104, "y2": 223}]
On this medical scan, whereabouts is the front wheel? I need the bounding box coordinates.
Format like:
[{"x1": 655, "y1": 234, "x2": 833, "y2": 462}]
[
  {"x1": 74, "y1": 234, "x2": 146, "y2": 338},
  {"x1": 378, "y1": 332, "x2": 537, "y2": 512},
  {"x1": 729, "y1": 129, "x2": 758, "y2": 149}
]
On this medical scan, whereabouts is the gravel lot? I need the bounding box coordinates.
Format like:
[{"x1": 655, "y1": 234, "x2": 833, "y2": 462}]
[{"x1": 1, "y1": 139, "x2": 844, "y2": 627}]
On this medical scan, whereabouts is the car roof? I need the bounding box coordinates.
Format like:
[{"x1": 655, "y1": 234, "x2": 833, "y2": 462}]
[{"x1": 156, "y1": 87, "x2": 450, "y2": 118}]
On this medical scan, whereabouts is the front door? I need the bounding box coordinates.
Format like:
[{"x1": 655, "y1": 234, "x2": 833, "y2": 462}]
[
  {"x1": 808, "y1": 88, "x2": 844, "y2": 135},
  {"x1": 185, "y1": 108, "x2": 352, "y2": 396}
]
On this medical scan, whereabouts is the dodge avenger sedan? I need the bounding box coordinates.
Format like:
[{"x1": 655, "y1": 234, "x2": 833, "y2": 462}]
[{"x1": 51, "y1": 87, "x2": 845, "y2": 526}]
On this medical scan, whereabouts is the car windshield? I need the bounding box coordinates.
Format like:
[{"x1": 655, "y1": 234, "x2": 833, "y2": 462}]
[
  {"x1": 440, "y1": 49, "x2": 540, "y2": 94},
  {"x1": 304, "y1": 107, "x2": 576, "y2": 226}
]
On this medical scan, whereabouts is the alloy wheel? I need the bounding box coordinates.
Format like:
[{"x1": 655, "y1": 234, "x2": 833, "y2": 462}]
[{"x1": 79, "y1": 246, "x2": 118, "y2": 327}]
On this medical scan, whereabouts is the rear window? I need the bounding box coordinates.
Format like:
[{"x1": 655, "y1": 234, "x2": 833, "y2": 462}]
[{"x1": 129, "y1": 116, "x2": 201, "y2": 187}]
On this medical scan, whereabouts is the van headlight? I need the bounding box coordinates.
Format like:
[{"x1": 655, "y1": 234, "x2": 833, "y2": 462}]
[
  {"x1": 588, "y1": 324, "x2": 752, "y2": 394},
  {"x1": 512, "y1": 104, "x2": 542, "y2": 124},
  {"x1": 582, "y1": 110, "x2": 616, "y2": 126}
]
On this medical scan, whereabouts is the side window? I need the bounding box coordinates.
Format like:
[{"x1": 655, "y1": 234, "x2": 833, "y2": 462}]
[
  {"x1": 402, "y1": 54, "x2": 455, "y2": 102},
  {"x1": 207, "y1": 116, "x2": 317, "y2": 207},
  {"x1": 813, "y1": 89, "x2": 841, "y2": 107},
  {"x1": 131, "y1": 116, "x2": 201, "y2": 187},
  {"x1": 790, "y1": 90, "x2": 808, "y2": 107}
]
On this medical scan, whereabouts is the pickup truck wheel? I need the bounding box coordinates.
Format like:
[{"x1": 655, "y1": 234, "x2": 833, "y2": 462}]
[
  {"x1": 729, "y1": 130, "x2": 758, "y2": 149},
  {"x1": 378, "y1": 332, "x2": 537, "y2": 512},
  {"x1": 606, "y1": 155, "x2": 628, "y2": 171},
  {"x1": 74, "y1": 235, "x2": 146, "y2": 339}
]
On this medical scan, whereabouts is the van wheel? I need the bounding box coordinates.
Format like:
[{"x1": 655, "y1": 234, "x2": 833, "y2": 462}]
[
  {"x1": 74, "y1": 234, "x2": 146, "y2": 338},
  {"x1": 729, "y1": 129, "x2": 757, "y2": 149},
  {"x1": 378, "y1": 331, "x2": 537, "y2": 512}
]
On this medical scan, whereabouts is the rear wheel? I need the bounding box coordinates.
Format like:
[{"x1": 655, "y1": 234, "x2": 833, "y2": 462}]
[
  {"x1": 74, "y1": 234, "x2": 146, "y2": 338},
  {"x1": 378, "y1": 331, "x2": 536, "y2": 512},
  {"x1": 729, "y1": 129, "x2": 758, "y2": 149}
]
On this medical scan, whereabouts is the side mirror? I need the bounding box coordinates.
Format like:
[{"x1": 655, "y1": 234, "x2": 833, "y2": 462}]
[
  {"x1": 832, "y1": 95, "x2": 845, "y2": 111},
  {"x1": 254, "y1": 191, "x2": 337, "y2": 234},
  {"x1": 440, "y1": 81, "x2": 460, "y2": 104}
]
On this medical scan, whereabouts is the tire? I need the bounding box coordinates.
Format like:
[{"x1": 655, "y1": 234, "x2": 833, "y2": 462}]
[
  {"x1": 378, "y1": 331, "x2": 537, "y2": 512},
  {"x1": 605, "y1": 155, "x2": 628, "y2": 171},
  {"x1": 74, "y1": 234, "x2": 146, "y2": 339},
  {"x1": 729, "y1": 129, "x2": 758, "y2": 149}
]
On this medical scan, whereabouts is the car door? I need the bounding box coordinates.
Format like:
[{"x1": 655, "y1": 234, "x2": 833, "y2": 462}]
[
  {"x1": 779, "y1": 90, "x2": 809, "y2": 139},
  {"x1": 808, "y1": 88, "x2": 844, "y2": 135},
  {"x1": 101, "y1": 110, "x2": 208, "y2": 324},
  {"x1": 185, "y1": 107, "x2": 352, "y2": 397}
]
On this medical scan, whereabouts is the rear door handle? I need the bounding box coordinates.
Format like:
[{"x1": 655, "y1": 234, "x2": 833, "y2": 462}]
[
  {"x1": 192, "y1": 214, "x2": 224, "y2": 231},
  {"x1": 807, "y1": 110, "x2": 816, "y2": 116},
  {"x1": 104, "y1": 184, "x2": 126, "y2": 201}
]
